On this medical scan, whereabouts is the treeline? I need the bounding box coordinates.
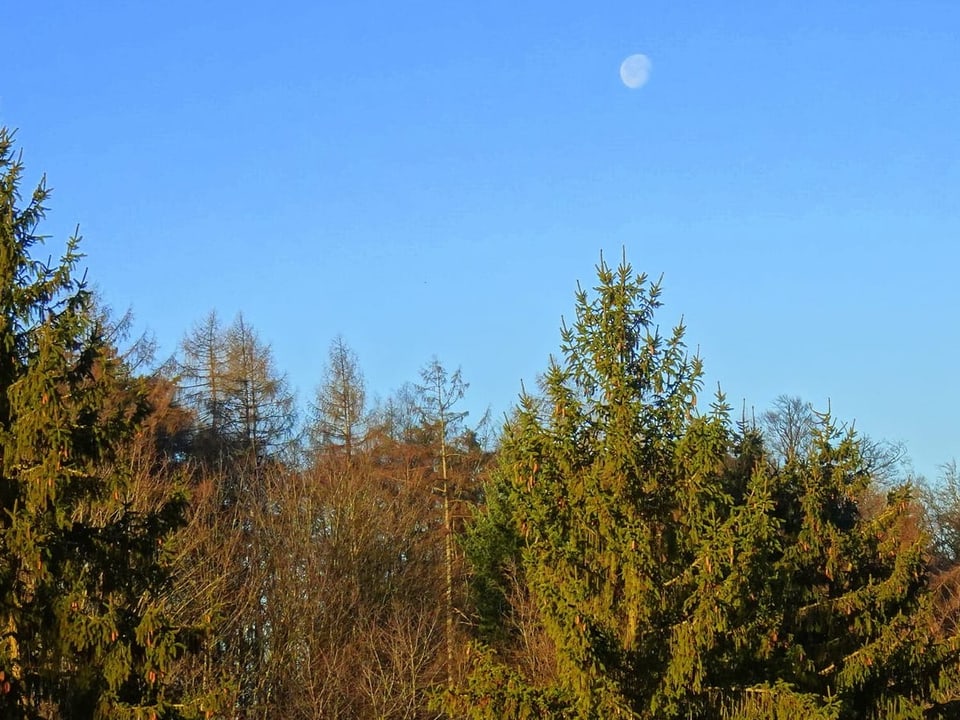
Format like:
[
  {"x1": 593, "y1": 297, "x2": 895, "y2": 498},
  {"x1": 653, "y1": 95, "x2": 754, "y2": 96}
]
[
  {"x1": 3, "y1": 128, "x2": 960, "y2": 719},
  {"x1": 150, "y1": 314, "x2": 491, "y2": 717}
]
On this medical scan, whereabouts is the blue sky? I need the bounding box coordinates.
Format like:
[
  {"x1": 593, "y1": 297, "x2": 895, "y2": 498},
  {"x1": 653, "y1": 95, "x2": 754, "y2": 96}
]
[{"x1": 4, "y1": 1, "x2": 958, "y2": 479}]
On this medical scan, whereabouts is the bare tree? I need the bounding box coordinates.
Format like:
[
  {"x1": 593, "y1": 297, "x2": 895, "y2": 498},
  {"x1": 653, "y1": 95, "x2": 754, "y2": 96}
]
[
  {"x1": 922, "y1": 461, "x2": 960, "y2": 567},
  {"x1": 761, "y1": 395, "x2": 907, "y2": 486},
  {"x1": 178, "y1": 311, "x2": 230, "y2": 464},
  {"x1": 415, "y1": 359, "x2": 469, "y2": 688},
  {"x1": 177, "y1": 311, "x2": 295, "y2": 473},
  {"x1": 858, "y1": 434, "x2": 908, "y2": 486},
  {"x1": 310, "y1": 336, "x2": 368, "y2": 459},
  {"x1": 761, "y1": 394, "x2": 816, "y2": 465},
  {"x1": 254, "y1": 439, "x2": 447, "y2": 718},
  {"x1": 223, "y1": 313, "x2": 296, "y2": 464}
]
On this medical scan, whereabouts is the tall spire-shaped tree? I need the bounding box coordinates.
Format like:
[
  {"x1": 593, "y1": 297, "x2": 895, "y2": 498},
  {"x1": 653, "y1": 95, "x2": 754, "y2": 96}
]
[
  {"x1": 310, "y1": 336, "x2": 368, "y2": 460},
  {"x1": 453, "y1": 253, "x2": 960, "y2": 719},
  {"x1": 456, "y1": 254, "x2": 704, "y2": 717},
  {"x1": 0, "y1": 128, "x2": 215, "y2": 718}
]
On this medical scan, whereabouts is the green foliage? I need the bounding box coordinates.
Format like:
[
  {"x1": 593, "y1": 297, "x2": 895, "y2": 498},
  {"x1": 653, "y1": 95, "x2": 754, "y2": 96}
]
[
  {"x1": 454, "y1": 253, "x2": 960, "y2": 719},
  {"x1": 461, "y1": 471, "x2": 523, "y2": 644},
  {"x1": 719, "y1": 681, "x2": 841, "y2": 720},
  {"x1": 440, "y1": 644, "x2": 575, "y2": 720},
  {"x1": 0, "y1": 129, "x2": 218, "y2": 719}
]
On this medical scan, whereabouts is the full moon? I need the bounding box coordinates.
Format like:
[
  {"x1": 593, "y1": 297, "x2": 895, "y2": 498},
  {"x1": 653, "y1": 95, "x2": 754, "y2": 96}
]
[{"x1": 619, "y1": 53, "x2": 652, "y2": 89}]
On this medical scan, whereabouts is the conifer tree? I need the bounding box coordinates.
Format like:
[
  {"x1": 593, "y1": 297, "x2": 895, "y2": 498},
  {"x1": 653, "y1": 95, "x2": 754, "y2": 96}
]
[
  {"x1": 452, "y1": 254, "x2": 960, "y2": 719},
  {"x1": 177, "y1": 311, "x2": 295, "y2": 474},
  {"x1": 455, "y1": 255, "x2": 704, "y2": 717},
  {"x1": 416, "y1": 359, "x2": 470, "y2": 687},
  {"x1": 0, "y1": 128, "x2": 217, "y2": 719},
  {"x1": 309, "y1": 336, "x2": 368, "y2": 460}
]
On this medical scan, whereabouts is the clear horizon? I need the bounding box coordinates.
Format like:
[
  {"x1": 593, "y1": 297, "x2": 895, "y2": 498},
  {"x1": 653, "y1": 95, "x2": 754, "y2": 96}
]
[{"x1": 5, "y1": 1, "x2": 957, "y2": 480}]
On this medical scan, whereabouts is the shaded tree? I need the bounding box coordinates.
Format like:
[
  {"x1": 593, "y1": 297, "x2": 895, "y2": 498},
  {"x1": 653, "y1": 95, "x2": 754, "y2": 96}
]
[{"x1": 0, "y1": 128, "x2": 217, "y2": 718}]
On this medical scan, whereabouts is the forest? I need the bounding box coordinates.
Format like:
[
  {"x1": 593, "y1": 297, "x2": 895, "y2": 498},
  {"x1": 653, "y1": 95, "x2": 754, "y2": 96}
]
[{"x1": 2, "y1": 126, "x2": 960, "y2": 720}]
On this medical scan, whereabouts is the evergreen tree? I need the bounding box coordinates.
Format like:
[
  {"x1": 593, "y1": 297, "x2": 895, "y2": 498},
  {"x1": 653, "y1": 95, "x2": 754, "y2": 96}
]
[
  {"x1": 454, "y1": 255, "x2": 704, "y2": 717},
  {"x1": 452, "y1": 254, "x2": 960, "y2": 719},
  {"x1": 0, "y1": 128, "x2": 217, "y2": 719}
]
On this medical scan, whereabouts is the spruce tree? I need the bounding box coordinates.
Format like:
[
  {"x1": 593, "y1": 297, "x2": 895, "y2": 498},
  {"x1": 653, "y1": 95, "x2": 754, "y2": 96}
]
[
  {"x1": 455, "y1": 255, "x2": 705, "y2": 717},
  {"x1": 0, "y1": 128, "x2": 217, "y2": 719},
  {"x1": 453, "y1": 254, "x2": 960, "y2": 719}
]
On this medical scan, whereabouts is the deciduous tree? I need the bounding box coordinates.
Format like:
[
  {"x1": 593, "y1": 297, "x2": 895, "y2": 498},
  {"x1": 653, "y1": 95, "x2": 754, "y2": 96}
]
[{"x1": 309, "y1": 336, "x2": 368, "y2": 460}]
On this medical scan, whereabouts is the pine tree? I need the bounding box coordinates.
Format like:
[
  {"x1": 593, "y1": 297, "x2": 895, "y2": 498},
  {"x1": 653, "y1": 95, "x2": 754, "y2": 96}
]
[{"x1": 0, "y1": 128, "x2": 218, "y2": 719}]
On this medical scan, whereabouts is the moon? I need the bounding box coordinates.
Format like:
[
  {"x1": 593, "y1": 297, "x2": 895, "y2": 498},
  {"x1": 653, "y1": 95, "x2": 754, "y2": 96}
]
[{"x1": 619, "y1": 53, "x2": 652, "y2": 89}]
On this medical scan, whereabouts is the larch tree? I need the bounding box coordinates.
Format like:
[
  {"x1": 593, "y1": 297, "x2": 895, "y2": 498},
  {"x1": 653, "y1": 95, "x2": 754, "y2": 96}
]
[
  {"x1": 175, "y1": 313, "x2": 295, "y2": 713},
  {"x1": 309, "y1": 336, "x2": 367, "y2": 461},
  {"x1": 176, "y1": 312, "x2": 295, "y2": 489},
  {"x1": 175, "y1": 311, "x2": 232, "y2": 474},
  {"x1": 0, "y1": 128, "x2": 218, "y2": 718},
  {"x1": 221, "y1": 314, "x2": 295, "y2": 466},
  {"x1": 415, "y1": 359, "x2": 470, "y2": 687}
]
